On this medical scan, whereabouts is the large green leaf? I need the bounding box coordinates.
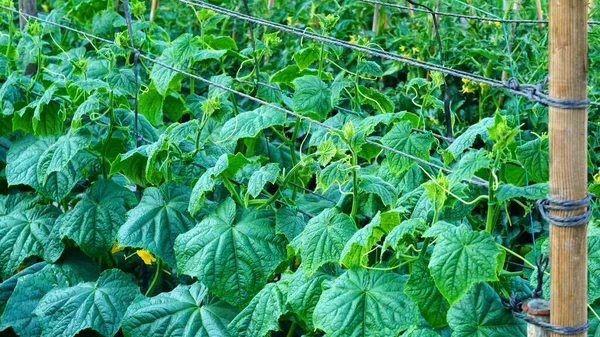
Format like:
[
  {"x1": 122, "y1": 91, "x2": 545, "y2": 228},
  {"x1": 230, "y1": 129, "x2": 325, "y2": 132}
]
[
  {"x1": 34, "y1": 269, "x2": 140, "y2": 337},
  {"x1": 382, "y1": 122, "x2": 433, "y2": 174},
  {"x1": 60, "y1": 180, "x2": 137, "y2": 257},
  {"x1": 292, "y1": 75, "x2": 332, "y2": 120},
  {"x1": 1, "y1": 264, "x2": 83, "y2": 337},
  {"x1": 219, "y1": 106, "x2": 287, "y2": 146},
  {"x1": 429, "y1": 225, "x2": 500, "y2": 304},
  {"x1": 313, "y1": 269, "x2": 419, "y2": 337},
  {"x1": 444, "y1": 118, "x2": 494, "y2": 162},
  {"x1": 118, "y1": 182, "x2": 194, "y2": 266},
  {"x1": 247, "y1": 163, "x2": 279, "y2": 198},
  {"x1": 138, "y1": 86, "x2": 164, "y2": 126},
  {"x1": 0, "y1": 205, "x2": 64, "y2": 279},
  {"x1": 449, "y1": 149, "x2": 490, "y2": 184},
  {"x1": 447, "y1": 282, "x2": 526, "y2": 337},
  {"x1": 122, "y1": 282, "x2": 237, "y2": 337},
  {"x1": 589, "y1": 236, "x2": 600, "y2": 302},
  {"x1": 228, "y1": 277, "x2": 289, "y2": 337},
  {"x1": 287, "y1": 267, "x2": 335, "y2": 329},
  {"x1": 175, "y1": 198, "x2": 287, "y2": 307},
  {"x1": 404, "y1": 258, "x2": 449, "y2": 328},
  {"x1": 300, "y1": 208, "x2": 357, "y2": 276},
  {"x1": 358, "y1": 175, "x2": 398, "y2": 206},
  {"x1": 516, "y1": 137, "x2": 549, "y2": 183},
  {"x1": 0, "y1": 262, "x2": 47, "y2": 317},
  {"x1": 340, "y1": 212, "x2": 396, "y2": 268},
  {"x1": 275, "y1": 206, "x2": 306, "y2": 242},
  {"x1": 317, "y1": 159, "x2": 352, "y2": 192}
]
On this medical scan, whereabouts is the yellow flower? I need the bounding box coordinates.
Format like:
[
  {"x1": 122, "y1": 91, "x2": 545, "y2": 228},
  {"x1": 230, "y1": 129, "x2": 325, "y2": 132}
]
[
  {"x1": 111, "y1": 241, "x2": 125, "y2": 254},
  {"x1": 362, "y1": 37, "x2": 369, "y2": 44},
  {"x1": 349, "y1": 35, "x2": 357, "y2": 44},
  {"x1": 461, "y1": 85, "x2": 475, "y2": 94},
  {"x1": 594, "y1": 172, "x2": 600, "y2": 184},
  {"x1": 136, "y1": 250, "x2": 156, "y2": 265},
  {"x1": 399, "y1": 46, "x2": 406, "y2": 52},
  {"x1": 402, "y1": 53, "x2": 411, "y2": 58},
  {"x1": 494, "y1": 21, "x2": 501, "y2": 27},
  {"x1": 286, "y1": 16, "x2": 293, "y2": 25},
  {"x1": 461, "y1": 78, "x2": 470, "y2": 85},
  {"x1": 412, "y1": 47, "x2": 420, "y2": 53},
  {"x1": 479, "y1": 82, "x2": 488, "y2": 89}
]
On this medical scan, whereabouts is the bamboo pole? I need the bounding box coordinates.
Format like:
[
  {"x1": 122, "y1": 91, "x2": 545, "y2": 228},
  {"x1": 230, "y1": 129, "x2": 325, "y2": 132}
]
[
  {"x1": 268, "y1": 0, "x2": 275, "y2": 9},
  {"x1": 18, "y1": 0, "x2": 37, "y2": 30},
  {"x1": 548, "y1": 0, "x2": 588, "y2": 336},
  {"x1": 150, "y1": 0, "x2": 158, "y2": 22},
  {"x1": 372, "y1": 4, "x2": 380, "y2": 33}
]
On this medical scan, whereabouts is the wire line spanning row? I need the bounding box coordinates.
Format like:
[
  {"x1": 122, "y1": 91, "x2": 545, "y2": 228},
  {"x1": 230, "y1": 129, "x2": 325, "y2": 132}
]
[
  {"x1": 177, "y1": 0, "x2": 599, "y2": 109},
  {"x1": 359, "y1": 0, "x2": 600, "y2": 25},
  {"x1": 0, "y1": 4, "x2": 487, "y2": 187}
]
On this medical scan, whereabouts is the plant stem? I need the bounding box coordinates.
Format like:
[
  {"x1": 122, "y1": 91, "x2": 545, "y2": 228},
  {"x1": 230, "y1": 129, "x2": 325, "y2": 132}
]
[
  {"x1": 350, "y1": 151, "x2": 359, "y2": 223},
  {"x1": 290, "y1": 118, "x2": 301, "y2": 200},
  {"x1": 318, "y1": 42, "x2": 325, "y2": 76},
  {"x1": 485, "y1": 172, "x2": 496, "y2": 233},
  {"x1": 286, "y1": 322, "x2": 297, "y2": 337},
  {"x1": 145, "y1": 259, "x2": 162, "y2": 296},
  {"x1": 101, "y1": 91, "x2": 115, "y2": 179},
  {"x1": 223, "y1": 178, "x2": 244, "y2": 206}
]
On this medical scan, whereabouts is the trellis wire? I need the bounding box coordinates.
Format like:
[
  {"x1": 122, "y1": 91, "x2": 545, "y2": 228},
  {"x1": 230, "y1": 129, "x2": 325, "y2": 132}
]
[
  {"x1": 177, "y1": 0, "x2": 600, "y2": 109},
  {"x1": 359, "y1": 0, "x2": 600, "y2": 25}
]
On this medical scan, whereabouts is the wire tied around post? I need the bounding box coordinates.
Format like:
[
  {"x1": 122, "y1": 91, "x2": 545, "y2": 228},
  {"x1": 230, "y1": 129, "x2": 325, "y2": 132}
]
[
  {"x1": 505, "y1": 77, "x2": 591, "y2": 109},
  {"x1": 536, "y1": 193, "x2": 593, "y2": 227}
]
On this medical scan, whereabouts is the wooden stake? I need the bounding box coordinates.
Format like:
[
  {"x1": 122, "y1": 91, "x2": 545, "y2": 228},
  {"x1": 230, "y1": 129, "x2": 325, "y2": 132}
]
[
  {"x1": 150, "y1": 0, "x2": 158, "y2": 22},
  {"x1": 18, "y1": 0, "x2": 37, "y2": 31},
  {"x1": 268, "y1": 0, "x2": 275, "y2": 9},
  {"x1": 372, "y1": 4, "x2": 380, "y2": 33},
  {"x1": 535, "y1": 0, "x2": 545, "y2": 31},
  {"x1": 548, "y1": 0, "x2": 588, "y2": 336},
  {"x1": 523, "y1": 299, "x2": 551, "y2": 337}
]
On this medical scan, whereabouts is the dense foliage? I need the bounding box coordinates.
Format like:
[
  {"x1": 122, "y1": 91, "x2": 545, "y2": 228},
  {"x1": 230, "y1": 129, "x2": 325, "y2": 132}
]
[{"x1": 0, "y1": 0, "x2": 599, "y2": 336}]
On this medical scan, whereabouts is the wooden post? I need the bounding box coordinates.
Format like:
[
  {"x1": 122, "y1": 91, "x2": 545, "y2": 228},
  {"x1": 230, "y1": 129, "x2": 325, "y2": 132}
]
[
  {"x1": 268, "y1": 0, "x2": 275, "y2": 9},
  {"x1": 18, "y1": 0, "x2": 37, "y2": 31},
  {"x1": 372, "y1": 4, "x2": 380, "y2": 33},
  {"x1": 523, "y1": 299, "x2": 551, "y2": 337},
  {"x1": 548, "y1": 0, "x2": 588, "y2": 337},
  {"x1": 150, "y1": 0, "x2": 158, "y2": 22},
  {"x1": 535, "y1": 0, "x2": 544, "y2": 30}
]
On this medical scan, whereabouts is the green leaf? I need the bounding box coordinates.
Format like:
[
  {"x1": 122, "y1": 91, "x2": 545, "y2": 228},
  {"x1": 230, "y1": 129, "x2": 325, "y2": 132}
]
[
  {"x1": 175, "y1": 198, "x2": 287, "y2": 307},
  {"x1": 150, "y1": 48, "x2": 184, "y2": 96},
  {"x1": 447, "y1": 282, "x2": 526, "y2": 337},
  {"x1": 357, "y1": 61, "x2": 383, "y2": 77},
  {"x1": 358, "y1": 85, "x2": 394, "y2": 113},
  {"x1": 403, "y1": 329, "x2": 440, "y2": 337},
  {"x1": 341, "y1": 212, "x2": 396, "y2": 268},
  {"x1": 171, "y1": 33, "x2": 202, "y2": 65},
  {"x1": 247, "y1": 163, "x2": 279, "y2": 198},
  {"x1": 271, "y1": 65, "x2": 321, "y2": 85},
  {"x1": 300, "y1": 208, "x2": 356, "y2": 276},
  {"x1": 73, "y1": 94, "x2": 100, "y2": 126},
  {"x1": 228, "y1": 278, "x2": 289, "y2": 337},
  {"x1": 0, "y1": 262, "x2": 46, "y2": 317},
  {"x1": 383, "y1": 218, "x2": 425, "y2": 250},
  {"x1": 36, "y1": 127, "x2": 92, "y2": 186},
  {"x1": 60, "y1": 180, "x2": 137, "y2": 258},
  {"x1": 359, "y1": 175, "x2": 398, "y2": 206},
  {"x1": 188, "y1": 153, "x2": 251, "y2": 215},
  {"x1": 122, "y1": 282, "x2": 238, "y2": 337},
  {"x1": 0, "y1": 205, "x2": 64, "y2": 279},
  {"x1": 317, "y1": 159, "x2": 351, "y2": 192},
  {"x1": 287, "y1": 267, "x2": 334, "y2": 329},
  {"x1": 405, "y1": 258, "x2": 450, "y2": 328},
  {"x1": 138, "y1": 86, "x2": 164, "y2": 126},
  {"x1": 107, "y1": 69, "x2": 137, "y2": 97},
  {"x1": 444, "y1": 118, "x2": 494, "y2": 162},
  {"x1": 429, "y1": 225, "x2": 500, "y2": 304},
  {"x1": 220, "y1": 106, "x2": 287, "y2": 146},
  {"x1": 516, "y1": 137, "x2": 549, "y2": 182},
  {"x1": 292, "y1": 75, "x2": 332, "y2": 120},
  {"x1": 382, "y1": 122, "x2": 433, "y2": 174},
  {"x1": 422, "y1": 221, "x2": 456, "y2": 238},
  {"x1": 275, "y1": 206, "x2": 306, "y2": 242},
  {"x1": 293, "y1": 47, "x2": 320, "y2": 71},
  {"x1": 587, "y1": 235, "x2": 600, "y2": 302},
  {"x1": 208, "y1": 74, "x2": 234, "y2": 99},
  {"x1": 495, "y1": 183, "x2": 549, "y2": 204},
  {"x1": 1, "y1": 264, "x2": 83, "y2": 337},
  {"x1": 34, "y1": 269, "x2": 140, "y2": 337},
  {"x1": 118, "y1": 182, "x2": 194, "y2": 266},
  {"x1": 313, "y1": 269, "x2": 419, "y2": 337},
  {"x1": 449, "y1": 149, "x2": 490, "y2": 184}
]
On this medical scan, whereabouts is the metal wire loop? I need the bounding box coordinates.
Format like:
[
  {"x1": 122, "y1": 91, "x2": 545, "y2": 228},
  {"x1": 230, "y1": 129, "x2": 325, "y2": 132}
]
[{"x1": 536, "y1": 193, "x2": 593, "y2": 227}]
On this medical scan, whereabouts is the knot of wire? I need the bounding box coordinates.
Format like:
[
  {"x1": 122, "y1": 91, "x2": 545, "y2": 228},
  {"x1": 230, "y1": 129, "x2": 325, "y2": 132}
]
[
  {"x1": 536, "y1": 193, "x2": 593, "y2": 227},
  {"x1": 505, "y1": 77, "x2": 591, "y2": 109}
]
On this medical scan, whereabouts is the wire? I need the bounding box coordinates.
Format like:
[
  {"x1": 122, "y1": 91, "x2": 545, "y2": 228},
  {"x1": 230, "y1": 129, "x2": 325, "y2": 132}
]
[{"x1": 358, "y1": 0, "x2": 600, "y2": 25}]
